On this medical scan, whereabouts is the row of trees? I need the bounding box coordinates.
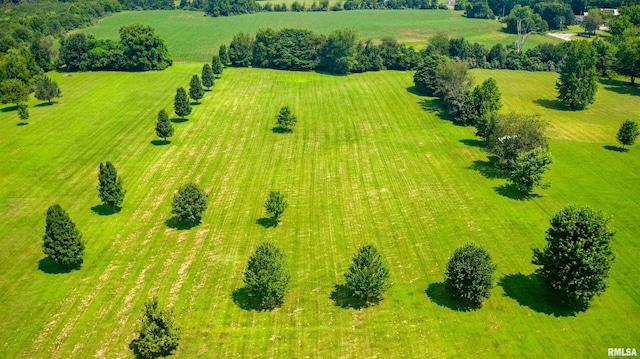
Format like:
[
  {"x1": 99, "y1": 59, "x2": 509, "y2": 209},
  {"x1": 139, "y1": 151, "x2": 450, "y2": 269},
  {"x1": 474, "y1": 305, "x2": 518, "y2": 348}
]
[{"x1": 127, "y1": 203, "x2": 617, "y2": 358}]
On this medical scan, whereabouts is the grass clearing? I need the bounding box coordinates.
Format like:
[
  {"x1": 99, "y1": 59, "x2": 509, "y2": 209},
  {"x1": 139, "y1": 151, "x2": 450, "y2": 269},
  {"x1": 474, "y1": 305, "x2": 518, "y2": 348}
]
[
  {"x1": 81, "y1": 10, "x2": 559, "y2": 62},
  {"x1": 0, "y1": 65, "x2": 639, "y2": 358}
]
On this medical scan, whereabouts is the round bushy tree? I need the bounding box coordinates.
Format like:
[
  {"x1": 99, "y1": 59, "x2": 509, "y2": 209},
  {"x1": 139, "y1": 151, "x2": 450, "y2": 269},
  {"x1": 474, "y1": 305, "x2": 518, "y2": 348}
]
[
  {"x1": 189, "y1": 74, "x2": 204, "y2": 103},
  {"x1": 243, "y1": 242, "x2": 290, "y2": 310},
  {"x1": 155, "y1": 109, "x2": 174, "y2": 142},
  {"x1": 171, "y1": 183, "x2": 208, "y2": 226},
  {"x1": 344, "y1": 244, "x2": 391, "y2": 305},
  {"x1": 276, "y1": 106, "x2": 297, "y2": 132},
  {"x1": 130, "y1": 298, "x2": 180, "y2": 359},
  {"x1": 445, "y1": 243, "x2": 496, "y2": 307},
  {"x1": 616, "y1": 119, "x2": 639, "y2": 150},
  {"x1": 264, "y1": 191, "x2": 288, "y2": 225},
  {"x1": 532, "y1": 205, "x2": 616, "y2": 310},
  {"x1": 98, "y1": 161, "x2": 126, "y2": 211},
  {"x1": 173, "y1": 87, "x2": 191, "y2": 119},
  {"x1": 509, "y1": 147, "x2": 553, "y2": 193},
  {"x1": 43, "y1": 204, "x2": 85, "y2": 268},
  {"x1": 201, "y1": 64, "x2": 214, "y2": 90}
]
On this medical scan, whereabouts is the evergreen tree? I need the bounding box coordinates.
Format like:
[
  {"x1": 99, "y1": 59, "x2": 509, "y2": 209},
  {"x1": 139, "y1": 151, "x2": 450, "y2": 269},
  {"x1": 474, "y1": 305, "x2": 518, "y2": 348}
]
[
  {"x1": 508, "y1": 147, "x2": 553, "y2": 193},
  {"x1": 445, "y1": 243, "x2": 496, "y2": 307},
  {"x1": 616, "y1": 119, "x2": 639, "y2": 150},
  {"x1": 155, "y1": 109, "x2": 174, "y2": 142},
  {"x1": 34, "y1": 75, "x2": 62, "y2": 104},
  {"x1": 344, "y1": 244, "x2": 391, "y2": 305},
  {"x1": 264, "y1": 191, "x2": 288, "y2": 225},
  {"x1": 556, "y1": 40, "x2": 598, "y2": 110},
  {"x1": 275, "y1": 106, "x2": 297, "y2": 131},
  {"x1": 189, "y1": 74, "x2": 204, "y2": 103},
  {"x1": 219, "y1": 44, "x2": 230, "y2": 65},
  {"x1": 17, "y1": 104, "x2": 29, "y2": 123},
  {"x1": 243, "y1": 242, "x2": 291, "y2": 310},
  {"x1": 211, "y1": 55, "x2": 224, "y2": 76},
  {"x1": 413, "y1": 55, "x2": 448, "y2": 96},
  {"x1": 171, "y1": 183, "x2": 208, "y2": 226},
  {"x1": 130, "y1": 298, "x2": 180, "y2": 359},
  {"x1": 173, "y1": 87, "x2": 191, "y2": 119},
  {"x1": 43, "y1": 204, "x2": 85, "y2": 268},
  {"x1": 201, "y1": 64, "x2": 214, "y2": 90},
  {"x1": 98, "y1": 161, "x2": 126, "y2": 212},
  {"x1": 532, "y1": 205, "x2": 616, "y2": 310}
]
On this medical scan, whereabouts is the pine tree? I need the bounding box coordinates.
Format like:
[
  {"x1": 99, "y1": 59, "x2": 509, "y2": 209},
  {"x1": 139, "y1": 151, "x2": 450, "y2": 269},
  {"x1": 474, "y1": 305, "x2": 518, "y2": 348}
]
[
  {"x1": 201, "y1": 64, "x2": 214, "y2": 90},
  {"x1": 264, "y1": 191, "x2": 288, "y2": 225},
  {"x1": 174, "y1": 87, "x2": 191, "y2": 119},
  {"x1": 34, "y1": 75, "x2": 62, "y2": 104},
  {"x1": 155, "y1": 109, "x2": 174, "y2": 142},
  {"x1": 43, "y1": 204, "x2": 85, "y2": 268},
  {"x1": 276, "y1": 106, "x2": 297, "y2": 132},
  {"x1": 344, "y1": 244, "x2": 391, "y2": 305},
  {"x1": 98, "y1": 161, "x2": 126, "y2": 212},
  {"x1": 189, "y1": 74, "x2": 204, "y2": 103},
  {"x1": 130, "y1": 298, "x2": 180, "y2": 359},
  {"x1": 616, "y1": 119, "x2": 639, "y2": 150},
  {"x1": 211, "y1": 55, "x2": 224, "y2": 76},
  {"x1": 17, "y1": 104, "x2": 29, "y2": 123},
  {"x1": 219, "y1": 44, "x2": 230, "y2": 65},
  {"x1": 171, "y1": 183, "x2": 208, "y2": 226},
  {"x1": 532, "y1": 205, "x2": 615, "y2": 311},
  {"x1": 445, "y1": 243, "x2": 496, "y2": 307},
  {"x1": 243, "y1": 242, "x2": 290, "y2": 310}
]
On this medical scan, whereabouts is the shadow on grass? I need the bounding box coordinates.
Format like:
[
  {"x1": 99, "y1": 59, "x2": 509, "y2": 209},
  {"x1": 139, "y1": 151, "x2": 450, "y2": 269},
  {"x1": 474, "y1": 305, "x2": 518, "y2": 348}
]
[
  {"x1": 600, "y1": 78, "x2": 640, "y2": 96},
  {"x1": 603, "y1": 145, "x2": 626, "y2": 152},
  {"x1": 329, "y1": 284, "x2": 371, "y2": 310},
  {"x1": 467, "y1": 157, "x2": 505, "y2": 179},
  {"x1": 494, "y1": 183, "x2": 542, "y2": 201},
  {"x1": 165, "y1": 216, "x2": 198, "y2": 230},
  {"x1": 418, "y1": 98, "x2": 454, "y2": 122},
  {"x1": 459, "y1": 138, "x2": 484, "y2": 148},
  {"x1": 231, "y1": 287, "x2": 262, "y2": 311},
  {"x1": 272, "y1": 127, "x2": 292, "y2": 134},
  {"x1": 256, "y1": 217, "x2": 278, "y2": 228},
  {"x1": 34, "y1": 102, "x2": 56, "y2": 107},
  {"x1": 150, "y1": 139, "x2": 171, "y2": 146},
  {"x1": 17, "y1": 122, "x2": 28, "y2": 126},
  {"x1": 425, "y1": 282, "x2": 476, "y2": 312},
  {"x1": 406, "y1": 85, "x2": 421, "y2": 96},
  {"x1": 170, "y1": 117, "x2": 188, "y2": 123},
  {"x1": 533, "y1": 99, "x2": 572, "y2": 111},
  {"x1": 91, "y1": 204, "x2": 117, "y2": 216},
  {"x1": 190, "y1": 101, "x2": 201, "y2": 106},
  {"x1": 498, "y1": 273, "x2": 577, "y2": 317},
  {"x1": 38, "y1": 257, "x2": 79, "y2": 274},
  {"x1": 1, "y1": 105, "x2": 18, "y2": 112}
]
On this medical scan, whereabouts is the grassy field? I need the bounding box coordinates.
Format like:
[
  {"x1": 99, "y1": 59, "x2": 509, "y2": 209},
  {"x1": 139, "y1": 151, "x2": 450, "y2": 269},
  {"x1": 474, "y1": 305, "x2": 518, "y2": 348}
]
[
  {"x1": 81, "y1": 10, "x2": 559, "y2": 62},
  {"x1": 0, "y1": 64, "x2": 638, "y2": 358}
]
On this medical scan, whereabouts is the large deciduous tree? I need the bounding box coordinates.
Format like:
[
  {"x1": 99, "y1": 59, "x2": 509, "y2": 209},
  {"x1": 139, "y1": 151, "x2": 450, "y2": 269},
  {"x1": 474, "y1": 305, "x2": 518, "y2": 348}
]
[
  {"x1": 189, "y1": 74, "x2": 204, "y2": 103},
  {"x1": 616, "y1": 36, "x2": 640, "y2": 85},
  {"x1": 201, "y1": 64, "x2": 214, "y2": 90},
  {"x1": 532, "y1": 205, "x2": 615, "y2": 310},
  {"x1": 344, "y1": 244, "x2": 391, "y2": 305},
  {"x1": 617, "y1": 119, "x2": 639, "y2": 150},
  {"x1": 243, "y1": 242, "x2": 290, "y2": 310},
  {"x1": 508, "y1": 147, "x2": 553, "y2": 193},
  {"x1": 320, "y1": 27, "x2": 358, "y2": 75},
  {"x1": 435, "y1": 60, "x2": 474, "y2": 116},
  {"x1": 458, "y1": 77, "x2": 502, "y2": 127},
  {"x1": 556, "y1": 40, "x2": 597, "y2": 110},
  {"x1": 43, "y1": 204, "x2": 85, "y2": 268},
  {"x1": 171, "y1": 183, "x2": 208, "y2": 226},
  {"x1": 485, "y1": 112, "x2": 549, "y2": 167},
  {"x1": 173, "y1": 87, "x2": 191, "y2": 119},
  {"x1": 98, "y1": 161, "x2": 126, "y2": 212},
  {"x1": 34, "y1": 75, "x2": 62, "y2": 104},
  {"x1": 155, "y1": 109, "x2": 174, "y2": 142},
  {"x1": 264, "y1": 191, "x2": 288, "y2": 225},
  {"x1": 445, "y1": 243, "x2": 495, "y2": 307},
  {"x1": 119, "y1": 23, "x2": 172, "y2": 71},
  {"x1": 0, "y1": 79, "x2": 29, "y2": 107},
  {"x1": 130, "y1": 298, "x2": 180, "y2": 359}
]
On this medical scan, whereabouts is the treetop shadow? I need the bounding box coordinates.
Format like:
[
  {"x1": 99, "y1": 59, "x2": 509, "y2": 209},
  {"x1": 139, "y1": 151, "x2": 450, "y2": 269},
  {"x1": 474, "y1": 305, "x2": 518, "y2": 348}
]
[
  {"x1": 170, "y1": 117, "x2": 188, "y2": 123},
  {"x1": 425, "y1": 282, "x2": 477, "y2": 312},
  {"x1": 150, "y1": 139, "x2": 171, "y2": 146},
  {"x1": 271, "y1": 127, "x2": 292, "y2": 134},
  {"x1": 603, "y1": 145, "x2": 627, "y2": 152},
  {"x1": 498, "y1": 273, "x2": 577, "y2": 317},
  {"x1": 418, "y1": 99, "x2": 453, "y2": 122},
  {"x1": 533, "y1": 98, "x2": 573, "y2": 111},
  {"x1": 231, "y1": 287, "x2": 264, "y2": 311},
  {"x1": 165, "y1": 216, "x2": 199, "y2": 230},
  {"x1": 256, "y1": 217, "x2": 278, "y2": 228},
  {"x1": 600, "y1": 78, "x2": 640, "y2": 96},
  {"x1": 494, "y1": 183, "x2": 542, "y2": 201},
  {"x1": 330, "y1": 284, "x2": 377, "y2": 310},
  {"x1": 467, "y1": 157, "x2": 505, "y2": 180},
  {"x1": 91, "y1": 203, "x2": 118, "y2": 216},
  {"x1": 459, "y1": 138, "x2": 484, "y2": 148},
  {"x1": 38, "y1": 257, "x2": 79, "y2": 274}
]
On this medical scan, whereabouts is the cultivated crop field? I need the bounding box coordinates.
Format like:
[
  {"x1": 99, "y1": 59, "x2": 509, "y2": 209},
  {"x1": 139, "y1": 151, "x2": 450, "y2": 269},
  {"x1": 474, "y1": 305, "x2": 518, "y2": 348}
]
[
  {"x1": 1, "y1": 62, "x2": 639, "y2": 357},
  {"x1": 81, "y1": 10, "x2": 559, "y2": 62}
]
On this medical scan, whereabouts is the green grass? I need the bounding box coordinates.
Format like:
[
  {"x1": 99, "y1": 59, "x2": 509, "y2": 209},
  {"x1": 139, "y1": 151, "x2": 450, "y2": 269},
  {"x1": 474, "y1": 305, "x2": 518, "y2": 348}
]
[
  {"x1": 0, "y1": 65, "x2": 639, "y2": 358},
  {"x1": 81, "y1": 10, "x2": 559, "y2": 62}
]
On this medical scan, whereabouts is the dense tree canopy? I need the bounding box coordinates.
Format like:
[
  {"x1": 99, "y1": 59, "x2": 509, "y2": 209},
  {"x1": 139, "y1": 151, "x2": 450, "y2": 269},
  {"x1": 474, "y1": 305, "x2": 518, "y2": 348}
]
[
  {"x1": 414, "y1": 55, "x2": 448, "y2": 96},
  {"x1": 344, "y1": 244, "x2": 391, "y2": 305},
  {"x1": 43, "y1": 204, "x2": 85, "y2": 268},
  {"x1": 435, "y1": 60, "x2": 473, "y2": 116},
  {"x1": 485, "y1": 112, "x2": 549, "y2": 167},
  {"x1": 532, "y1": 205, "x2": 616, "y2": 310},
  {"x1": 130, "y1": 298, "x2": 180, "y2": 359},
  {"x1": 458, "y1": 77, "x2": 502, "y2": 127},
  {"x1": 445, "y1": 243, "x2": 495, "y2": 307},
  {"x1": 243, "y1": 242, "x2": 290, "y2": 310},
  {"x1": 119, "y1": 23, "x2": 172, "y2": 71},
  {"x1": 508, "y1": 147, "x2": 553, "y2": 193},
  {"x1": 556, "y1": 40, "x2": 597, "y2": 110},
  {"x1": 229, "y1": 32, "x2": 253, "y2": 67},
  {"x1": 320, "y1": 28, "x2": 358, "y2": 74},
  {"x1": 0, "y1": 79, "x2": 29, "y2": 106}
]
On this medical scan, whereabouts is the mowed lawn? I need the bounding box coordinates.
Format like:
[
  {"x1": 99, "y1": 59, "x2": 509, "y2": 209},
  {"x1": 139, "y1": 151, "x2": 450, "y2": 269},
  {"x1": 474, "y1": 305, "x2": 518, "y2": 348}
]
[
  {"x1": 0, "y1": 65, "x2": 639, "y2": 358},
  {"x1": 81, "y1": 10, "x2": 559, "y2": 62}
]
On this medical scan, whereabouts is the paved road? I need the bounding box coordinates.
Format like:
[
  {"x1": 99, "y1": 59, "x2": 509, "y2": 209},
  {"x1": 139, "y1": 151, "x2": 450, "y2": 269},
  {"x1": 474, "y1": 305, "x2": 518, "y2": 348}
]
[{"x1": 548, "y1": 33, "x2": 575, "y2": 41}]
